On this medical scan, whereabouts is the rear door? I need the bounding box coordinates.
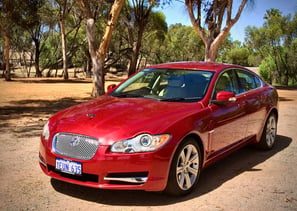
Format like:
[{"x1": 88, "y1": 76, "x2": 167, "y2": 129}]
[{"x1": 235, "y1": 69, "x2": 267, "y2": 137}]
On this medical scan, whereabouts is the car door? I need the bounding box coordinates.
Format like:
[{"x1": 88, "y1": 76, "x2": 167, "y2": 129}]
[
  {"x1": 236, "y1": 69, "x2": 267, "y2": 137},
  {"x1": 208, "y1": 69, "x2": 248, "y2": 155}
]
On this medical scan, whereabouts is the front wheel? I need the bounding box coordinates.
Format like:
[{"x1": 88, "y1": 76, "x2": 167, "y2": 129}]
[
  {"x1": 164, "y1": 138, "x2": 201, "y2": 196},
  {"x1": 257, "y1": 113, "x2": 277, "y2": 150}
]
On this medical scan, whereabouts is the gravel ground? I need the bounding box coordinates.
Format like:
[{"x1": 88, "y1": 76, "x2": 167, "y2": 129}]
[{"x1": 0, "y1": 79, "x2": 296, "y2": 211}]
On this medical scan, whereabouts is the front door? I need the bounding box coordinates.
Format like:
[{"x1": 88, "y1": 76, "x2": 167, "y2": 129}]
[{"x1": 208, "y1": 70, "x2": 248, "y2": 156}]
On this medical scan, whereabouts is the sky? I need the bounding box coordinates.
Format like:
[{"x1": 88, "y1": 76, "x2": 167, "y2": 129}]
[{"x1": 159, "y1": 0, "x2": 297, "y2": 42}]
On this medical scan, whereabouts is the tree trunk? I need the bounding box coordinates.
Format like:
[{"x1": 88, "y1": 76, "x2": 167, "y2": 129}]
[
  {"x1": 4, "y1": 32, "x2": 11, "y2": 81},
  {"x1": 79, "y1": 0, "x2": 124, "y2": 97},
  {"x1": 94, "y1": 0, "x2": 124, "y2": 96},
  {"x1": 128, "y1": 28, "x2": 144, "y2": 76},
  {"x1": 85, "y1": 18, "x2": 104, "y2": 97},
  {"x1": 60, "y1": 18, "x2": 68, "y2": 80},
  {"x1": 186, "y1": 0, "x2": 248, "y2": 62},
  {"x1": 204, "y1": 38, "x2": 222, "y2": 62},
  {"x1": 34, "y1": 39, "x2": 42, "y2": 77}
]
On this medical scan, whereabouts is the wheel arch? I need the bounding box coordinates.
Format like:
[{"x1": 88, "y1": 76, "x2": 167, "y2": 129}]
[
  {"x1": 270, "y1": 107, "x2": 278, "y2": 123},
  {"x1": 256, "y1": 107, "x2": 278, "y2": 143}
]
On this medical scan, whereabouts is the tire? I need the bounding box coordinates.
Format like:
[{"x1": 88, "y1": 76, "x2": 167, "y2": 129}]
[
  {"x1": 257, "y1": 113, "x2": 277, "y2": 150},
  {"x1": 164, "y1": 138, "x2": 201, "y2": 196}
]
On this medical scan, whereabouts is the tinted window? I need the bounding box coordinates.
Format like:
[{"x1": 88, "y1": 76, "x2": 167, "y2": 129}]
[
  {"x1": 213, "y1": 70, "x2": 238, "y2": 98},
  {"x1": 236, "y1": 70, "x2": 262, "y2": 94}
]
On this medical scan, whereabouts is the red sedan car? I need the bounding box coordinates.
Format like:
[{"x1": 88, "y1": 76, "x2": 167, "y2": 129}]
[{"x1": 39, "y1": 62, "x2": 278, "y2": 195}]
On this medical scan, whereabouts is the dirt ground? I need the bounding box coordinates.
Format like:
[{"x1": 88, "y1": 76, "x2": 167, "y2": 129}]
[{"x1": 0, "y1": 78, "x2": 297, "y2": 211}]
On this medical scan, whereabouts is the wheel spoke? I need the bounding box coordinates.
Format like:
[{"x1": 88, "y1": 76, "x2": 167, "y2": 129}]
[
  {"x1": 179, "y1": 150, "x2": 186, "y2": 164},
  {"x1": 184, "y1": 172, "x2": 192, "y2": 189},
  {"x1": 176, "y1": 166, "x2": 183, "y2": 174},
  {"x1": 188, "y1": 153, "x2": 198, "y2": 164},
  {"x1": 187, "y1": 166, "x2": 198, "y2": 176},
  {"x1": 178, "y1": 172, "x2": 185, "y2": 186},
  {"x1": 184, "y1": 146, "x2": 192, "y2": 163}
]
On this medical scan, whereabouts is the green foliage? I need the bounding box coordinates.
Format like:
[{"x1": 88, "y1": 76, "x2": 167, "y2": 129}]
[
  {"x1": 245, "y1": 9, "x2": 297, "y2": 85},
  {"x1": 225, "y1": 47, "x2": 249, "y2": 66},
  {"x1": 259, "y1": 56, "x2": 275, "y2": 84},
  {"x1": 157, "y1": 24, "x2": 204, "y2": 63}
]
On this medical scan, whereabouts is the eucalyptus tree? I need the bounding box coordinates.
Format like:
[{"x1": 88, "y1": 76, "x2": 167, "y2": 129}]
[
  {"x1": 185, "y1": 0, "x2": 250, "y2": 62},
  {"x1": 245, "y1": 9, "x2": 296, "y2": 85},
  {"x1": 50, "y1": 0, "x2": 84, "y2": 79},
  {"x1": 118, "y1": 4, "x2": 168, "y2": 71},
  {"x1": 0, "y1": 0, "x2": 17, "y2": 80},
  {"x1": 52, "y1": 0, "x2": 74, "y2": 79},
  {"x1": 21, "y1": 0, "x2": 53, "y2": 77},
  {"x1": 122, "y1": 0, "x2": 160, "y2": 76},
  {"x1": 139, "y1": 11, "x2": 168, "y2": 65},
  {"x1": 78, "y1": 0, "x2": 125, "y2": 96},
  {"x1": 164, "y1": 24, "x2": 204, "y2": 62}
]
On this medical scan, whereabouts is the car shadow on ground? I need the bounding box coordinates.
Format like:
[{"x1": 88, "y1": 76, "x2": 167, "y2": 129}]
[{"x1": 51, "y1": 134, "x2": 292, "y2": 206}]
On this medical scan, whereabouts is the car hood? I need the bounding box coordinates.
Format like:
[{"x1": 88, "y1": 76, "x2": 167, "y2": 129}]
[{"x1": 49, "y1": 96, "x2": 203, "y2": 145}]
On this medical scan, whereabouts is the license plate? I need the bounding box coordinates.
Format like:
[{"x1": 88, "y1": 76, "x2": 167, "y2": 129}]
[{"x1": 55, "y1": 158, "x2": 82, "y2": 175}]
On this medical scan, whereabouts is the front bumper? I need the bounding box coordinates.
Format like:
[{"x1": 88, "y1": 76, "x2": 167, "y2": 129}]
[{"x1": 39, "y1": 137, "x2": 173, "y2": 192}]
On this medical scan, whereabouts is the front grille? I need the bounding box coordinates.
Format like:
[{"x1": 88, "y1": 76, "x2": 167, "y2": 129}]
[{"x1": 52, "y1": 133, "x2": 99, "y2": 160}]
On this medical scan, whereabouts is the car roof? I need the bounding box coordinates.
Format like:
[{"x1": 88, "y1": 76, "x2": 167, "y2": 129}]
[{"x1": 145, "y1": 61, "x2": 244, "y2": 73}]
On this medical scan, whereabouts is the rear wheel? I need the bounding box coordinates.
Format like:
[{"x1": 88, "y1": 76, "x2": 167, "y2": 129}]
[
  {"x1": 164, "y1": 138, "x2": 201, "y2": 196},
  {"x1": 257, "y1": 113, "x2": 277, "y2": 150}
]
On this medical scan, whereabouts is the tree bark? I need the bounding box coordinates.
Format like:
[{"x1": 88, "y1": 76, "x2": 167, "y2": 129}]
[
  {"x1": 33, "y1": 39, "x2": 42, "y2": 77},
  {"x1": 85, "y1": 17, "x2": 104, "y2": 97},
  {"x1": 186, "y1": 0, "x2": 248, "y2": 62},
  {"x1": 128, "y1": 27, "x2": 144, "y2": 76},
  {"x1": 0, "y1": 6, "x2": 12, "y2": 81},
  {"x1": 60, "y1": 18, "x2": 68, "y2": 80},
  {"x1": 4, "y1": 32, "x2": 11, "y2": 81},
  {"x1": 79, "y1": 0, "x2": 124, "y2": 97},
  {"x1": 95, "y1": 0, "x2": 125, "y2": 96}
]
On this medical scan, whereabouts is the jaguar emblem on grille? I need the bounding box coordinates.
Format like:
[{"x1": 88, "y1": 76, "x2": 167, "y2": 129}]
[{"x1": 69, "y1": 136, "x2": 81, "y2": 147}]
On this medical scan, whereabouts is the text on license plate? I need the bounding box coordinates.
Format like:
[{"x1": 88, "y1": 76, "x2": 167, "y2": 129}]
[{"x1": 55, "y1": 158, "x2": 82, "y2": 175}]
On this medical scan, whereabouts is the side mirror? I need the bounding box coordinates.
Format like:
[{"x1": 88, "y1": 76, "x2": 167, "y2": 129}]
[
  {"x1": 212, "y1": 91, "x2": 236, "y2": 104},
  {"x1": 107, "y1": 84, "x2": 117, "y2": 93}
]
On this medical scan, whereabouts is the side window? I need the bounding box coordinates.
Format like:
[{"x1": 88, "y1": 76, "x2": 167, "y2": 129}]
[
  {"x1": 213, "y1": 70, "x2": 238, "y2": 98},
  {"x1": 236, "y1": 70, "x2": 262, "y2": 94}
]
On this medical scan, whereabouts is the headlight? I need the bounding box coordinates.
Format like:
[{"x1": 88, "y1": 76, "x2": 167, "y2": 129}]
[
  {"x1": 42, "y1": 121, "x2": 50, "y2": 141},
  {"x1": 111, "y1": 134, "x2": 171, "y2": 153}
]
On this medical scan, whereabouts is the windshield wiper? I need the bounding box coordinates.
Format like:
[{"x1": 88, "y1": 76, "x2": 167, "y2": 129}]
[
  {"x1": 160, "y1": 97, "x2": 202, "y2": 102},
  {"x1": 160, "y1": 97, "x2": 186, "y2": 102},
  {"x1": 112, "y1": 93, "x2": 143, "y2": 98}
]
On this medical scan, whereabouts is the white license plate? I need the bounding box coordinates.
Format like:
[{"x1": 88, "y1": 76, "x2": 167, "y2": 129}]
[{"x1": 55, "y1": 158, "x2": 82, "y2": 175}]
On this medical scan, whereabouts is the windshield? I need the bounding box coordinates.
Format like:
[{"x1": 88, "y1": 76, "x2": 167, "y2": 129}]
[{"x1": 110, "y1": 68, "x2": 214, "y2": 102}]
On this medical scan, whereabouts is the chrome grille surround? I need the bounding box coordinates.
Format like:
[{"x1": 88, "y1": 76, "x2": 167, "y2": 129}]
[{"x1": 52, "y1": 133, "x2": 99, "y2": 160}]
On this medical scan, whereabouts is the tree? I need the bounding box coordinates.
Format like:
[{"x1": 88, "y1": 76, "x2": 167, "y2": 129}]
[
  {"x1": 78, "y1": 0, "x2": 125, "y2": 96},
  {"x1": 139, "y1": 11, "x2": 168, "y2": 64},
  {"x1": 54, "y1": 0, "x2": 74, "y2": 80},
  {"x1": 0, "y1": 0, "x2": 15, "y2": 81},
  {"x1": 226, "y1": 47, "x2": 249, "y2": 66},
  {"x1": 160, "y1": 24, "x2": 204, "y2": 62},
  {"x1": 245, "y1": 9, "x2": 297, "y2": 85},
  {"x1": 123, "y1": 0, "x2": 157, "y2": 76},
  {"x1": 185, "y1": 0, "x2": 249, "y2": 62},
  {"x1": 21, "y1": 0, "x2": 51, "y2": 77},
  {"x1": 259, "y1": 56, "x2": 275, "y2": 84}
]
